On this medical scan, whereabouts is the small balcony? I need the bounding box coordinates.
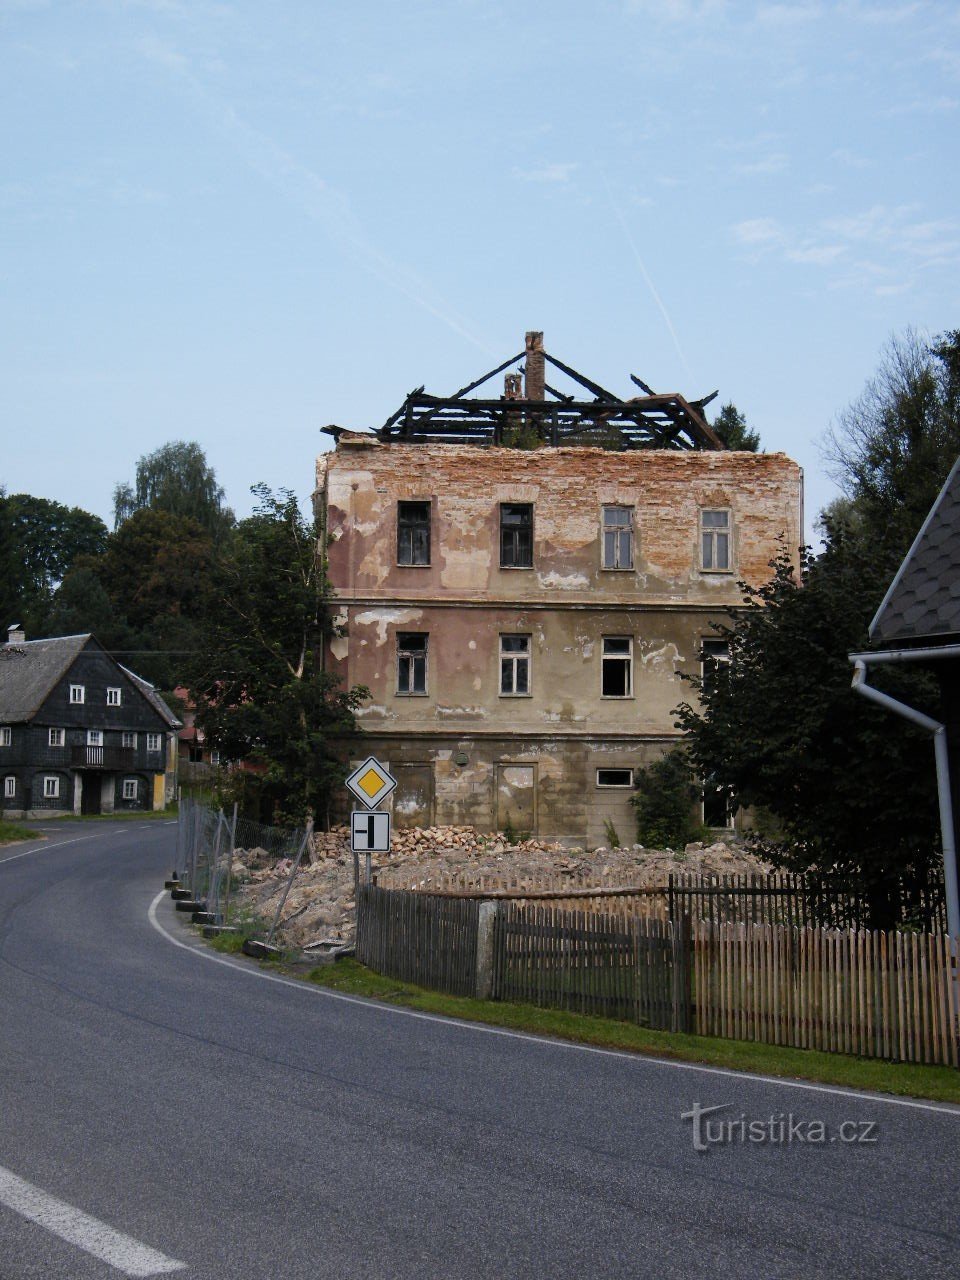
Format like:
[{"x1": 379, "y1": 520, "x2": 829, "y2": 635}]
[{"x1": 70, "y1": 746, "x2": 137, "y2": 770}]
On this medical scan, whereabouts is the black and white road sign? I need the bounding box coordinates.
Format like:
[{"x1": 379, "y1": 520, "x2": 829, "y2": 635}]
[{"x1": 351, "y1": 809, "x2": 391, "y2": 853}]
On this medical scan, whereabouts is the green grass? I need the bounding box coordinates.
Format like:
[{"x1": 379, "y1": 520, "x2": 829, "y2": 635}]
[
  {"x1": 0, "y1": 821, "x2": 36, "y2": 844},
  {"x1": 299, "y1": 958, "x2": 960, "y2": 1104},
  {"x1": 71, "y1": 804, "x2": 179, "y2": 823}
]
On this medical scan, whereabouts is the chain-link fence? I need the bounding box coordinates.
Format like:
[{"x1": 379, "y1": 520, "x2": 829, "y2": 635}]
[{"x1": 172, "y1": 796, "x2": 317, "y2": 946}]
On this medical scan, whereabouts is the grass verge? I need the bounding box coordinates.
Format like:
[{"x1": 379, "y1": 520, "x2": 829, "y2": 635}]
[
  {"x1": 72, "y1": 805, "x2": 179, "y2": 823},
  {"x1": 0, "y1": 821, "x2": 36, "y2": 844},
  {"x1": 299, "y1": 957, "x2": 960, "y2": 1105}
]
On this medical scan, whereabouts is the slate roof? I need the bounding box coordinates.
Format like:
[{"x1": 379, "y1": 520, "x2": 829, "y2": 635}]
[
  {"x1": 0, "y1": 634, "x2": 182, "y2": 727},
  {"x1": 0, "y1": 634, "x2": 90, "y2": 721},
  {"x1": 119, "y1": 665, "x2": 182, "y2": 728},
  {"x1": 870, "y1": 456, "x2": 960, "y2": 645}
]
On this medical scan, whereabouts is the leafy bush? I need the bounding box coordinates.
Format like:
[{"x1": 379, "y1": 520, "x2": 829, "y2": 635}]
[{"x1": 631, "y1": 748, "x2": 705, "y2": 849}]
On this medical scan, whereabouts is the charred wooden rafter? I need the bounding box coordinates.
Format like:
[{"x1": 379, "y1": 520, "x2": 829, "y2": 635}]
[{"x1": 373, "y1": 346, "x2": 723, "y2": 450}]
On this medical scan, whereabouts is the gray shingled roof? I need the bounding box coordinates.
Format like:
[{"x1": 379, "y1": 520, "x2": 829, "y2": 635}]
[
  {"x1": 119, "y1": 665, "x2": 182, "y2": 728},
  {"x1": 870, "y1": 456, "x2": 960, "y2": 645},
  {"x1": 0, "y1": 634, "x2": 182, "y2": 727},
  {"x1": 0, "y1": 634, "x2": 90, "y2": 722}
]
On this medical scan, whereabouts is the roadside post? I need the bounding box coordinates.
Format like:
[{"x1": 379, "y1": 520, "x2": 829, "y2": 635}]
[{"x1": 344, "y1": 756, "x2": 397, "y2": 888}]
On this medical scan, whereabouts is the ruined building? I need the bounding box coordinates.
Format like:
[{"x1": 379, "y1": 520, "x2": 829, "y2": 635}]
[{"x1": 316, "y1": 333, "x2": 802, "y2": 847}]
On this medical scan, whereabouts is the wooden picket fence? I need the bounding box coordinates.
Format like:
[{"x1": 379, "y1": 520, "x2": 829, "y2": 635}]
[
  {"x1": 354, "y1": 886, "x2": 960, "y2": 1066},
  {"x1": 694, "y1": 921, "x2": 959, "y2": 1066},
  {"x1": 356, "y1": 885, "x2": 479, "y2": 997},
  {"x1": 492, "y1": 905, "x2": 690, "y2": 1032}
]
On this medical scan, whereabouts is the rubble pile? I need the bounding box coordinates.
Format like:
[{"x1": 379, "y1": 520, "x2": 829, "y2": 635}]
[{"x1": 230, "y1": 825, "x2": 770, "y2": 950}]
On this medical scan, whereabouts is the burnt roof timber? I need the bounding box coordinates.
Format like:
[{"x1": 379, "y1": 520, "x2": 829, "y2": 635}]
[
  {"x1": 542, "y1": 351, "x2": 620, "y2": 402},
  {"x1": 447, "y1": 351, "x2": 525, "y2": 400}
]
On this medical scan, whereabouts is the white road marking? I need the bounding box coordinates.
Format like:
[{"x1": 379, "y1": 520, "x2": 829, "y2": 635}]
[
  {"x1": 0, "y1": 833, "x2": 103, "y2": 866},
  {"x1": 148, "y1": 892, "x2": 960, "y2": 1117},
  {"x1": 0, "y1": 1164, "x2": 185, "y2": 1276}
]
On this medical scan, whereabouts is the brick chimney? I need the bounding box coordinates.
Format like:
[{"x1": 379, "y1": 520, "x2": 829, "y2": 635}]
[
  {"x1": 504, "y1": 372, "x2": 523, "y2": 399},
  {"x1": 524, "y1": 331, "x2": 544, "y2": 401}
]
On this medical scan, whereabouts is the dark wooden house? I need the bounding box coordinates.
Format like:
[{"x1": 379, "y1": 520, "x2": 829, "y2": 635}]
[{"x1": 0, "y1": 626, "x2": 181, "y2": 818}]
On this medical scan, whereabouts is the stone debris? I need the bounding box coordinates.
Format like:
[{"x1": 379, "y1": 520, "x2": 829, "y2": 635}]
[{"x1": 230, "y1": 825, "x2": 770, "y2": 950}]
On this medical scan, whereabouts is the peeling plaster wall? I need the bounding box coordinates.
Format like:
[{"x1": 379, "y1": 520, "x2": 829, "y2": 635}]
[{"x1": 317, "y1": 440, "x2": 802, "y2": 842}]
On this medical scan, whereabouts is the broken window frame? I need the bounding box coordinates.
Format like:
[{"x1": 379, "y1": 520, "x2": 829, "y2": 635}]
[
  {"x1": 702, "y1": 779, "x2": 736, "y2": 829},
  {"x1": 601, "y1": 636, "x2": 633, "y2": 698},
  {"x1": 397, "y1": 632, "x2": 428, "y2": 696},
  {"x1": 499, "y1": 634, "x2": 531, "y2": 697},
  {"x1": 397, "y1": 500, "x2": 431, "y2": 566},
  {"x1": 596, "y1": 767, "x2": 634, "y2": 788},
  {"x1": 500, "y1": 503, "x2": 533, "y2": 569},
  {"x1": 700, "y1": 508, "x2": 732, "y2": 572},
  {"x1": 601, "y1": 506, "x2": 634, "y2": 570},
  {"x1": 700, "y1": 637, "x2": 730, "y2": 695}
]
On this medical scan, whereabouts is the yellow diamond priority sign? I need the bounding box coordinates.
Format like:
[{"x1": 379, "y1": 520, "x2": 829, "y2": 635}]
[{"x1": 345, "y1": 756, "x2": 397, "y2": 810}]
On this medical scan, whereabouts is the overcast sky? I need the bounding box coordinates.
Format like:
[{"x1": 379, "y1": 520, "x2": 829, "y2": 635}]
[{"x1": 2, "y1": 0, "x2": 958, "y2": 540}]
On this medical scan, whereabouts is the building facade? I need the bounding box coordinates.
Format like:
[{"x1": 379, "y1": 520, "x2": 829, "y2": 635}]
[
  {"x1": 318, "y1": 437, "x2": 802, "y2": 847},
  {"x1": 0, "y1": 629, "x2": 180, "y2": 818}
]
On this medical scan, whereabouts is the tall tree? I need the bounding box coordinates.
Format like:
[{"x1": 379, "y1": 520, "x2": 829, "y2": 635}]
[
  {"x1": 113, "y1": 441, "x2": 233, "y2": 536},
  {"x1": 185, "y1": 485, "x2": 367, "y2": 823},
  {"x1": 678, "y1": 330, "x2": 960, "y2": 926},
  {"x1": 1, "y1": 493, "x2": 108, "y2": 632},
  {"x1": 711, "y1": 402, "x2": 761, "y2": 451}
]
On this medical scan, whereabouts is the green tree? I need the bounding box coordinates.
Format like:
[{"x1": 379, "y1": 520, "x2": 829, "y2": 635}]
[
  {"x1": 631, "y1": 747, "x2": 705, "y2": 849},
  {"x1": 184, "y1": 485, "x2": 367, "y2": 823},
  {"x1": 677, "y1": 330, "x2": 960, "y2": 926},
  {"x1": 0, "y1": 493, "x2": 108, "y2": 632},
  {"x1": 113, "y1": 440, "x2": 233, "y2": 536},
  {"x1": 712, "y1": 402, "x2": 761, "y2": 451}
]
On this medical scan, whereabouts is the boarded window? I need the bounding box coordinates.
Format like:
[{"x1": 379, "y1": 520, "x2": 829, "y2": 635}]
[
  {"x1": 500, "y1": 503, "x2": 533, "y2": 568},
  {"x1": 602, "y1": 506, "x2": 633, "y2": 569},
  {"x1": 701, "y1": 509, "x2": 731, "y2": 571},
  {"x1": 397, "y1": 633, "x2": 428, "y2": 695},
  {"x1": 500, "y1": 635, "x2": 531, "y2": 695},
  {"x1": 397, "y1": 501, "x2": 431, "y2": 565},
  {"x1": 601, "y1": 637, "x2": 633, "y2": 697}
]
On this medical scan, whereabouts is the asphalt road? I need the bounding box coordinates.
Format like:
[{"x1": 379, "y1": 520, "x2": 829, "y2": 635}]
[{"x1": 0, "y1": 819, "x2": 958, "y2": 1279}]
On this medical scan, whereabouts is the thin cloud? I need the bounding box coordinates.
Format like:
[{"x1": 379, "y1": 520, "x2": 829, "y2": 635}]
[
  {"x1": 132, "y1": 37, "x2": 497, "y2": 355},
  {"x1": 734, "y1": 152, "x2": 789, "y2": 176},
  {"x1": 512, "y1": 162, "x2": 578, "y2": 184}
]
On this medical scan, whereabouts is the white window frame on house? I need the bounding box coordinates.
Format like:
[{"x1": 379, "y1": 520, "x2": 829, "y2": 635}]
[
  {"x1": 106, "y1": 687, "x2": 122, "y2": 706},
  {"x1": 700, "y1": 508, "x2": 732, "y2": 572},
  {"x1": 601, "y1": 637, "x2": 633, "y2": 698},
  {"x1": 146, "y1": 733, "x2": 162, "y2": 752},
  {"x1": 0, "y1": 727, "x2": 10, "y2": 747},
  {"x1": 122, "y1": 778, "x2": 138, "y2": 800},
  {"x1": 210, "y1": 750, "x2": 221, "y2": 766},
  {"x1": 87, "y1": 729, "x2": 103, "y2": 747},
  {"x1": 4, "y1": 776, "x2": 15, "y2": 798},
  {"x1": 69, "y1": 684, "x2": 85, "y2": 704},
  {"x1": 397, "y1": 500, "x2": 432, "y2": 566},
  {"x1": 48, "y1": 728, "x2": 65, "y2": 747},
  {"x1": 43, "y1": 776, "x2": 60, "y2": 799},
  {"x1": 499, "y1": 503, "x2": 534, "y2": 569},
  {"x1": 596, "y1": 768, "x2": 634, "y2": 788},
  {"x1": 601, "y1": 506, "x2": 634, "y2": 570},
  {"x1": 499, "y1": 635, "x2": 531, "y2": 696},
  {"x1": 397, "y1": 633, "x2": 428, "y2": 696},
  {"x1": 121, "y1": 731, "x2": 137, "y2": 749}
]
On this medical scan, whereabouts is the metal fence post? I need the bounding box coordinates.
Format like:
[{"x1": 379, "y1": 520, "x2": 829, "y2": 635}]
[{"x1": 266, "y1": 818, "x2": 314, "y2": 948}]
